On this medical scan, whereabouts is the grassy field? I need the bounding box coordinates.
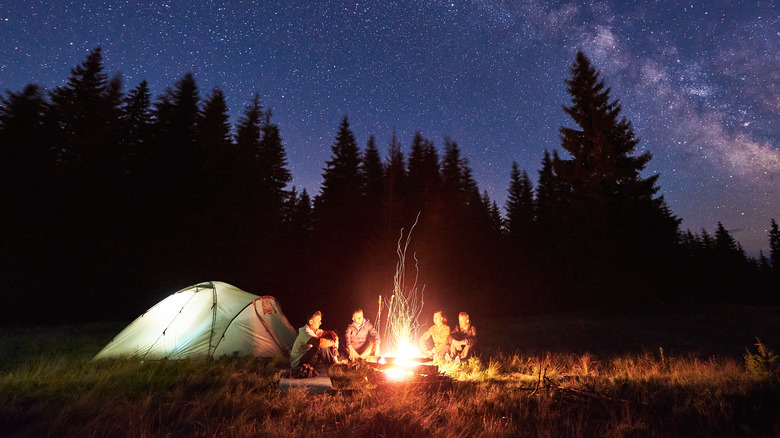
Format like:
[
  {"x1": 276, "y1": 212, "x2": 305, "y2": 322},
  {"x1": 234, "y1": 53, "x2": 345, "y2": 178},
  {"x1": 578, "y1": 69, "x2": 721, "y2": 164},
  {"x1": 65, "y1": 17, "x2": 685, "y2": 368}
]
[{"x1": 1, "y1": 303, "x2": 779, "y2": 437}]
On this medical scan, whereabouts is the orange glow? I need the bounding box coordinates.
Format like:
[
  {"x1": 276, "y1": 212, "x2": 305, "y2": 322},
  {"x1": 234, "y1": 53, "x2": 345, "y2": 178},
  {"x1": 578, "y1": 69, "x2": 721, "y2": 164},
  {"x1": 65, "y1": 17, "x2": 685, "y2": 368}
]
[
  {"x1": 376, "y1": 344, "x2": 430, "y2": 382},
  {"x1": 383, "y1": 366, "x2": 415, "y2": 381}
]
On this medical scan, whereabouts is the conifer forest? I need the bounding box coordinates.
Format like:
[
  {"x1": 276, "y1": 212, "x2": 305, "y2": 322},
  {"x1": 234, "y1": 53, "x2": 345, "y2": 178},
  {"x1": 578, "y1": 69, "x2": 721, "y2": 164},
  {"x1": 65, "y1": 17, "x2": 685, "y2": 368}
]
[{"x1": 1, "y1": 48, "x2": 778, "y2": 326}]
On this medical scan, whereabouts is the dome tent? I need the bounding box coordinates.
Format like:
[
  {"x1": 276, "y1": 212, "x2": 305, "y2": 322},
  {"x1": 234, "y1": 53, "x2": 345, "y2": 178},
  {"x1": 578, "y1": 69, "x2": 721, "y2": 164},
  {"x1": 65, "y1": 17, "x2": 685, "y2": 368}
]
[{"x1": 94, "y1": 281, "x2": 296, "y2": 360}]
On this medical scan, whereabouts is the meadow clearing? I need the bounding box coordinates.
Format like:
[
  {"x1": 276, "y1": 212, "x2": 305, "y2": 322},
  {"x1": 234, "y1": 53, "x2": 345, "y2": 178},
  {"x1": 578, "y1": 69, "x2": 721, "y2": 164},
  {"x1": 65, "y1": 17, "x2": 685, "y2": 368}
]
[{"x1": 1, "y1": 303, "x2": 779, "y2": 437}]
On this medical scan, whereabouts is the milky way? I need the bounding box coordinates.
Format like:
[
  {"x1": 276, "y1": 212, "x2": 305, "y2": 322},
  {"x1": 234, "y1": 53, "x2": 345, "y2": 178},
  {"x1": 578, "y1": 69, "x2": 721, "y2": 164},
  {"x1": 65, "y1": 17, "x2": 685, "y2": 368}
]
[{"x1": 1, "y1": 0, "x2": 778, "y2": 254}]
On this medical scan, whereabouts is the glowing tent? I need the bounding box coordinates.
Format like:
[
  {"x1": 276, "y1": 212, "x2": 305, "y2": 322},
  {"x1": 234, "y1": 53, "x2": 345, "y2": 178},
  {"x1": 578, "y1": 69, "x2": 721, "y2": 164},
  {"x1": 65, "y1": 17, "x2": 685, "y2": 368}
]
[{"x1": 94, "y1": 281, "x2": 297, "y2": 360}]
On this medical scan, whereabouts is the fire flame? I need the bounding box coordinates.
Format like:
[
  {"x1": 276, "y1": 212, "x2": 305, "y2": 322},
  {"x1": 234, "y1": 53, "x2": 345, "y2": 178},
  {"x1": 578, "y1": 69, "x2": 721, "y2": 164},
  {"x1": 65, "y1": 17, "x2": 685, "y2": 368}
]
[{"x1": 377, "y1": 341, "x2": 427, "y2": 381}]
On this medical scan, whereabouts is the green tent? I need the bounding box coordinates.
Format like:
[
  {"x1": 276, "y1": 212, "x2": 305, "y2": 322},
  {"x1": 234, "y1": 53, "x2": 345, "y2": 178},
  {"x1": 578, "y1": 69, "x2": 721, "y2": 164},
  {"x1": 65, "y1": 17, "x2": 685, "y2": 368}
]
[{"x1": 94, "y1": 281, "x2": 296, "y2": 360}]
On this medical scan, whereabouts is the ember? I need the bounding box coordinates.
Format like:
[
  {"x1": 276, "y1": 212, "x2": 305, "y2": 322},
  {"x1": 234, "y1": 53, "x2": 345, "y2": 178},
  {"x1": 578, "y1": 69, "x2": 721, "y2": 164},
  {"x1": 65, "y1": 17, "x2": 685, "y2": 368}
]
[{"x1": 368, "y1": 356, "x2": 452, "y2": 390}]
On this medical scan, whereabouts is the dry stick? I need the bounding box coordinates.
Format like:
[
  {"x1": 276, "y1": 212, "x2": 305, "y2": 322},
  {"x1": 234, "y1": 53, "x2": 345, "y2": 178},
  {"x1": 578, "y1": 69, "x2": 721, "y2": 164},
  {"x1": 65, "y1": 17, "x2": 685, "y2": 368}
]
[{"x1": 530, "y1": 365, "x2": 547, "y2": 395}]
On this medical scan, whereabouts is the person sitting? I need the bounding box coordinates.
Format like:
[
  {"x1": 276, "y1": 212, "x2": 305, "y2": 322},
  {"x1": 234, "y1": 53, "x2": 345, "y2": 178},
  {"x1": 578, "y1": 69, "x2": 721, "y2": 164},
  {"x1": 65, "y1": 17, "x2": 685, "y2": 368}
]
[
  {"x1": 449, "y1": 312, "x2": 477, "y2": 360},
  {"x1": 345, "y1": 308, "x2": 381, "y2": 361},
  {"x1": 418, "y1": 310, "x2": 451, "y2": 359},
  {"x1": 290, "y1": 310, "x2": 344, "y2": 374}
]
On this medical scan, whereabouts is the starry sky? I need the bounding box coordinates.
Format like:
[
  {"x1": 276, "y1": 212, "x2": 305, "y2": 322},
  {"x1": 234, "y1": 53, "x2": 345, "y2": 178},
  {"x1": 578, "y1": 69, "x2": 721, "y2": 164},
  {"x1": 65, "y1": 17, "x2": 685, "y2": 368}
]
[{"x1": 1, "y1": 0, "x2": 778, "y2": 255}]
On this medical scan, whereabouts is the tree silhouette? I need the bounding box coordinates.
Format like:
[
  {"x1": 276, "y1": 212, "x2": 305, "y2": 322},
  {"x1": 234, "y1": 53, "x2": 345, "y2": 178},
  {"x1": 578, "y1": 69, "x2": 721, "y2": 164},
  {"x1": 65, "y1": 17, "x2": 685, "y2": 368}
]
[
  {"x1": 505, "y1": 161, "x2": 535, "y2": 249},
  {"x1": 3, "y1": 47, "x2": 780, "y2": 326},
  {"x1": 312, "y1": 116, "x2": 364, "y2": 299},
  {"x1": 383, "y1": 130, "x2": 406, "y2": 232},
  {"x1": 407, "y1": 131, "x2": 440, "y2": 218},
  {"x1": 316, "y1": 116, "x2": 362, "y2": 221},
  {"x1": 48, "y1": 47, "x2": 108, "y2": 164},
  {"x1": 769, "y1": 219, "x2": 780, "y2": 275},
  {"x1": 257, "y1": 119, "x2": 292, "y2": 224},
  {"x1": 553, "y1": 51, "x2": 680, "y2": 308},
  {"x1": 122, "y1": 80, "x2": 153, "y2": 176}
]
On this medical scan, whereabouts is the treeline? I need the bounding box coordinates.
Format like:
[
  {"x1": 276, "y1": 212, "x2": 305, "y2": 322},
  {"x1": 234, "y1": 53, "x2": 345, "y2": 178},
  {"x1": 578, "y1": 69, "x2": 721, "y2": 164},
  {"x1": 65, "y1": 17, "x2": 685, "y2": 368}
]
[{"x1": 1, "y1": 48, "x2": 778, "y2": 326}]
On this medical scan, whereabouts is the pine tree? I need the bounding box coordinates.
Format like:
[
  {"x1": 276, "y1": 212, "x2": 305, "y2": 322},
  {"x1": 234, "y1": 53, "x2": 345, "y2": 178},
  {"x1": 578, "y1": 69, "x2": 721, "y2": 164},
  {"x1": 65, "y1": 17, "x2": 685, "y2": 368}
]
[
  {"x1": 488, "y1": 199, "x2": 504, "y2": 236},
  {"x1": 712, "y1": 222, "x2": 750, "y2": 302},
  {"x1": 48, "y1": 47, "x2": 108, "y2": 163},
  {"x1": 257, "y1": 118, "x2": 292, "y2": 221},
  {"x1": 96, "y1": 74, "x2": 124, "y2": 165},
  {"x1": 361, "y1": 135, "x2": 383, "y2": 204},
  {"x1": 311, "y1": 116, "x2": 364, "y2": 297},
  {"x1": 195, "y1": 87, "x2": 233, "y2": 230},
  {"x1": 535, "y1": 150, "x2": 565, "y2": 240},
  {"x1": 316, "y1": 116, "x2": 363, "y2": 226},
  {"x1": 769, "y1": 218, "x2": 780, "y2": 273},
  {"x1": 234, "y1": 93, "x2": 263, "y2": 174},
  {"x1": 553, "y1": 51, "x2": 680, "y2": 307},
  {"x1": 0, "y1": 84, "x2": 52, "y2": 240},
  {"x1": 382, "y1": 130, "x2": 406, "y2": 230},
  {"x1": 197, "y1": 86, "x2": 232, "y2": 168},
  {"x1": 556, "y1": 51, "x2": 676, "y2": 237},
  {"x1": 505, "y1": 161, "x2": 535, "y2": 246},
  {"x1": 714, "y1": 222, "x2": 741, "y2": 260},
  {"x1": 153, "y1": 73, "x2": 200, "y2": 169},
  {"x1": 360, "y1": 135, "x2": 384, "y2": 239},
  {"x1": 407, "y1": 131, "x2": 440, "y2": 214},
  {"x1": 0, "y1": 84, "x2": 50, "y2": 179},
  {"x1": 122, "y1": 80, "x2": 153, "y2": 168},
  {"x1": 441, "y1": 138, "x2": 463, "y2": 197}
]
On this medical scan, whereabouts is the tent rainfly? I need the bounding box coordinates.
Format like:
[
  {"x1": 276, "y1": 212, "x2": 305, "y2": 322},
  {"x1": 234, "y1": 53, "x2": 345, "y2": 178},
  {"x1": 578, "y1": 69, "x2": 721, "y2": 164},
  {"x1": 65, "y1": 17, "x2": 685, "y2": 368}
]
[{"x1": 94, "y1": 281, "x2": 297, "y2": 360}]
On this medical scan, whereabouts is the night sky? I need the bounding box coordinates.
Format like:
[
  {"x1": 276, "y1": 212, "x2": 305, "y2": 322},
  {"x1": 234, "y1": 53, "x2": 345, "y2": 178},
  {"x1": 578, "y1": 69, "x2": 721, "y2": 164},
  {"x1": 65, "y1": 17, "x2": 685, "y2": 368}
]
[{"x1": 1, "y1": 0, "x2": 778, "y2": 255}]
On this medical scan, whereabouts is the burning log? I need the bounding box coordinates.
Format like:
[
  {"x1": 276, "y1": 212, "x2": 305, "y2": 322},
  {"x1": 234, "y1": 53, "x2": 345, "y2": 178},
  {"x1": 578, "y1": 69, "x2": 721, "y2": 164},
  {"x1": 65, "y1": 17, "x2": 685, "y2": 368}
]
[{"x1": 366, "y1": 356, "x2": 453, "y2": 391}]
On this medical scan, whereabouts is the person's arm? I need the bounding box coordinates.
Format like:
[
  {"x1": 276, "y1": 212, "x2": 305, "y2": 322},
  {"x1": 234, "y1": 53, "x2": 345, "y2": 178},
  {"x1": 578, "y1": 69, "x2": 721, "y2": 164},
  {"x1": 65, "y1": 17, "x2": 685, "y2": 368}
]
[
  {"x1": 302, "y1": 336, "x2": 319, "y2": 351},
  {"x1": 442, "y1": 326, "x2": 451, "y2": 342},
  {"x1": 345, "y1": 325, "x2": 354, "y2": 347},
  {"x1": 370, "y1": 323, "x2": 381, "y2": 346},
  {"x1": 419, "y1": 328, "x2": 432, "y2": 352},
  {"x1": 345, "y1": 325, "x2": 359, "y2": 360},
  {"x1": 465, "y1": 325, "x2": 477, "y2": 346}
]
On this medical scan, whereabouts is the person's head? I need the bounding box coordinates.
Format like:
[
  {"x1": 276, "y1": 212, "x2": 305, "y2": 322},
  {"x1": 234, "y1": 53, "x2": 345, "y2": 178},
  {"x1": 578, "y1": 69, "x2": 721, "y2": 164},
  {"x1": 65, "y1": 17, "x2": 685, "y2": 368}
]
[
  {"x1": 308, "y1": 310, "x2": 322, "y2": 330},
  {"x1": 352, "y1": 309, "x2": 364, "y2": 325},
  {"x1": 433, "y1": 310, "x2": 447, "y2": 327},
  {"x1": 458, "y1": 312, "x2": 470, "y2": 328}
]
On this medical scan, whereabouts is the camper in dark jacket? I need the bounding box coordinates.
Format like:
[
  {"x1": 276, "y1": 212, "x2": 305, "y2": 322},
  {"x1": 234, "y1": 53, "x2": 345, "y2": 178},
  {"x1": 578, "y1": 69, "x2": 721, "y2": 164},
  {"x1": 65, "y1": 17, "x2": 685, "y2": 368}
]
[
  {"x1": 345, "y1": 309, "x2": 381, "y2": 361},
  {"x1": 449, "y1": 312, "x2": 477, "y2": 360}
]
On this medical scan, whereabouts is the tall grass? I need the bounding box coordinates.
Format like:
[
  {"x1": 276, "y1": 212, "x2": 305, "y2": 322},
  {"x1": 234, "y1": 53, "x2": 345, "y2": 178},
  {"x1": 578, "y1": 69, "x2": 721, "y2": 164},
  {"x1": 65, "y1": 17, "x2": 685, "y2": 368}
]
[{"x1": 2, "y1": 324, "x2": 779, "y2": 437}]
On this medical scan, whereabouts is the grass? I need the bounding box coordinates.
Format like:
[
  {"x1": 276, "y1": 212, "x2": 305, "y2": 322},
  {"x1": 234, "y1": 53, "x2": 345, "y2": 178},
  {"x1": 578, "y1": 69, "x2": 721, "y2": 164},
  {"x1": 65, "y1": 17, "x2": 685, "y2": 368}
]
[{"x1": 1, "y1": 305, "x2": 780, "y2": 437}]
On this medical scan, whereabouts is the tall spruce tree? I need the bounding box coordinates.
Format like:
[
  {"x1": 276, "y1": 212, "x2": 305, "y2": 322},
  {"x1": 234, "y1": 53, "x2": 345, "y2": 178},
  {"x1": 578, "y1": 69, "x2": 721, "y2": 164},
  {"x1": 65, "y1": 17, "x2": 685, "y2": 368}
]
[
  {"x1": 554, "y1": 51, "x2": 679, "y2": 308},
  {"x1": 407, "y1": 131, "x2": 440, "y2": 215},
  {"x1": 383, "y1": 130, "x2": 406, "y2": 231},
  {"x1": 505, "y1": 161, "x2": 535, "y2": 247},
  {"x1": 312, "y1": 116, "x2": 364, "y2": 297},
  {"x1": 195, "y1": 87, "x2": 233, "y2": 244},
  {"x1": 153, "y1": 73, "x2": 200, "y2": 173},
  {"x1": 316, "y1": 116, "x2": 363, "y2": 232},
  {"x1": 48, "y1": 47, "x2": 108, "y2": 164},
  {"x1": 257, "y1": 117, "x2": 292, "y2": 223},
  {"x1": 122, "y1": 80, "x2": 153, "y2": 176},
  {"x1": 360, "y1": 135, "x2": 384, "y2": 239},
  {"x1": 234, "y1": 93, "x2": 264, "y2": 184},
  {"x1": 123, "y1": 81, "x2": 152, "y2": 146},
  {"x1": 441, "y1": 138, "x2": 463, "y2": 193},
  {"x1": 535, "y1": 150, "x2": 565, "y2": 240},
  {"x1": 769, "y1": 218, "x2": 780, "y2": 274},
  {"x1": 361, "y1": 135, "x2": 384, "y2": 205},
  {"x1": 197, "y1": 87, "x2": 232, "y2": 169},
  {"x1": 0, "y1": 84, "x2": 50, "y2": 180}
]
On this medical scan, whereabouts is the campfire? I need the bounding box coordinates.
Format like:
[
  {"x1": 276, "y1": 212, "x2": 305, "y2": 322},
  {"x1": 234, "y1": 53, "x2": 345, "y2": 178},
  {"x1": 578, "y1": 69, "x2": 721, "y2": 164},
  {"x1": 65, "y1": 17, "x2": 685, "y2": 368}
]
[
  {"x1": 364, "y1": 215, "x2": 452, "y2": 390},
  {"x1": 371, "y1": 356, "x2": 440, "y2": 380},
  {"x1": 364, "y1": 342, "x2": 452, "y2": 389}
]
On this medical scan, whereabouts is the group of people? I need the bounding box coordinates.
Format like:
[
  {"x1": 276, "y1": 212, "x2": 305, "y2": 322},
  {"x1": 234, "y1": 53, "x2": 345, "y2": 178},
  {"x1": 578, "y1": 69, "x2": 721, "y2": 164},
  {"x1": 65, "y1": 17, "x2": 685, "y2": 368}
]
[
  {"x1": 289, "y1": 308, "x2": 477, "y2": 373},
  {"x1": 418, "y1": 310, "x2": 477, "y2": 361}
]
